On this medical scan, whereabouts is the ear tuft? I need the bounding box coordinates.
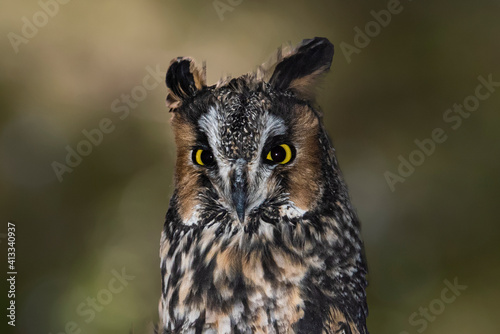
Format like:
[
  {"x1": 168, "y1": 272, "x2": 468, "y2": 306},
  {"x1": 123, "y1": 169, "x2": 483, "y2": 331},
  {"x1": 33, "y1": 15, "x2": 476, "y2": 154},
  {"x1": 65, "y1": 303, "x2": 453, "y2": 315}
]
[
  {"x1": 269, "y1": 37, "x2": 334, "y2": 100},
  {"x1": 165, "y1": 57, "x2": 206, "y2": 110}
]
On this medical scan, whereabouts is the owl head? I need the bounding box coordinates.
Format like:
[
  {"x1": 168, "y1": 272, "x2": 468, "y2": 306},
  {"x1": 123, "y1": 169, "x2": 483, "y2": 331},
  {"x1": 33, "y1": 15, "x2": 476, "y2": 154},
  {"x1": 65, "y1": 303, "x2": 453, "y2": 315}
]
[{"x1": 165, "y1": 37, "x2": 337, "y2": 226}]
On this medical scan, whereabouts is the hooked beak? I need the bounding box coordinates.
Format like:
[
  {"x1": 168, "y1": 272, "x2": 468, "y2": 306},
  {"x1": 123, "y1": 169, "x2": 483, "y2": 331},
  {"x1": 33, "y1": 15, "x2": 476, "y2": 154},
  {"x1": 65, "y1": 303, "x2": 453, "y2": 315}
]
[{"x1": 231, "y1": 159, "x2": 248, "y2": 223}]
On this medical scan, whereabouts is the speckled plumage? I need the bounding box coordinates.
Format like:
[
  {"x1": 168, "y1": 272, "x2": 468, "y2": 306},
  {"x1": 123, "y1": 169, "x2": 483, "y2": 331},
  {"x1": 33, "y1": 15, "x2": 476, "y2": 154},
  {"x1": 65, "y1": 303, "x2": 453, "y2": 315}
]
[{"x1": 158, "y1": 38, "x2": 369, "y2": 334}]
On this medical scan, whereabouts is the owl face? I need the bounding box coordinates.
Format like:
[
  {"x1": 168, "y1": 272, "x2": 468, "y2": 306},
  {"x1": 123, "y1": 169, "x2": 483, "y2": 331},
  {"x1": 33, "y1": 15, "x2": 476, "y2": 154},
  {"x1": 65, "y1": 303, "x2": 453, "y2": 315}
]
[{"x1": 165, "y1": 38, "x2": 334, "y2": 226}]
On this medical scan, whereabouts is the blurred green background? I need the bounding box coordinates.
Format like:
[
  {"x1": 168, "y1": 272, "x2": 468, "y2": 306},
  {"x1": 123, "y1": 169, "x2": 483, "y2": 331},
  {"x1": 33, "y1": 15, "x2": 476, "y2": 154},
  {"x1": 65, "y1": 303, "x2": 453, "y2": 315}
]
[{"x1": 1, "y1": 0, "x2": 499, "y2": 333}]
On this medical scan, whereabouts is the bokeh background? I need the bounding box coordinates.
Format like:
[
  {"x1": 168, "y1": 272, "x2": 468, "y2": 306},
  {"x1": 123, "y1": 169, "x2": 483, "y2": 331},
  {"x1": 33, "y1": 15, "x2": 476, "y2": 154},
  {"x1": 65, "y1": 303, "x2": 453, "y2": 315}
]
[{"x1": 1, "y1": 0, "x2": 499, "y2": 333}]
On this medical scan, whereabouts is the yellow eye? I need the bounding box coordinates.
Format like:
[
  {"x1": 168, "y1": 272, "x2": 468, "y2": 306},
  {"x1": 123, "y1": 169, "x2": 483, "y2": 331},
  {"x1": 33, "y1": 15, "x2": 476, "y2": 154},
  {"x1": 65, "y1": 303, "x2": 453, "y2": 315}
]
[
  {"x1": 266, "y1": 144, "x2": 293, "y2": 164},
  {"x1": 193, "y1": 149, "x2": 215, "y2": 166}
]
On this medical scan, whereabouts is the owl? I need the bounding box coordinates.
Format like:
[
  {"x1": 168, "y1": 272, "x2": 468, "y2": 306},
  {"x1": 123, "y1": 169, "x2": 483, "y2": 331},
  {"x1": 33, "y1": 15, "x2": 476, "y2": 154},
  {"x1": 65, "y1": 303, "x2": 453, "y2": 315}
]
[{"x1": 158, "y1": 37, "x2": 369, "y2": 334}]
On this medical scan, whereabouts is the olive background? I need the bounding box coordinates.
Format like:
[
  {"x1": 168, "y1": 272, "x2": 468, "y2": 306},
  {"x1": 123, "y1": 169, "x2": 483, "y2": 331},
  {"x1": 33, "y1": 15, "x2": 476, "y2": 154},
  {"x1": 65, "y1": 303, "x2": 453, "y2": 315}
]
[{"x1": 1, "y1": 0, "x2": 499, "y2": 333}]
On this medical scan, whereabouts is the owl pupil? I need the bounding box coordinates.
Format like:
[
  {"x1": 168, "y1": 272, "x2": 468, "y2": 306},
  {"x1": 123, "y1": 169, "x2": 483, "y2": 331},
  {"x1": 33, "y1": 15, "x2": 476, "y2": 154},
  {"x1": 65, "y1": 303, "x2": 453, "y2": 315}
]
[
  {"x1": 271, "y1": 146, "x2": 286, "y2": 162},
  {"x1": 201, "y1": 151, "x2": 214, "y2": 165}
]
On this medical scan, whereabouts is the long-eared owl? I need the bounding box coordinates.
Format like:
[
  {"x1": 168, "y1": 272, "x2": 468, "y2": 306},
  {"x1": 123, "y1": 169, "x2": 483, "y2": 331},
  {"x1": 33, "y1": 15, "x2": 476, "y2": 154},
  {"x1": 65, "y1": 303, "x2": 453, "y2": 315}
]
[{"x1": 159, "y1": 37, "x2": 369, "y2": 334}]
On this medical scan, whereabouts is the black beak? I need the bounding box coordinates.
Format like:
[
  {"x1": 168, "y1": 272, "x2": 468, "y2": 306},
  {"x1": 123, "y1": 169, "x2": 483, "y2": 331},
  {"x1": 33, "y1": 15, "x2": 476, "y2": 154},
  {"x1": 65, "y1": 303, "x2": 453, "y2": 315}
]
[{"x1": 231, "y1": 159, "x2": 247, "y2": 223}]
